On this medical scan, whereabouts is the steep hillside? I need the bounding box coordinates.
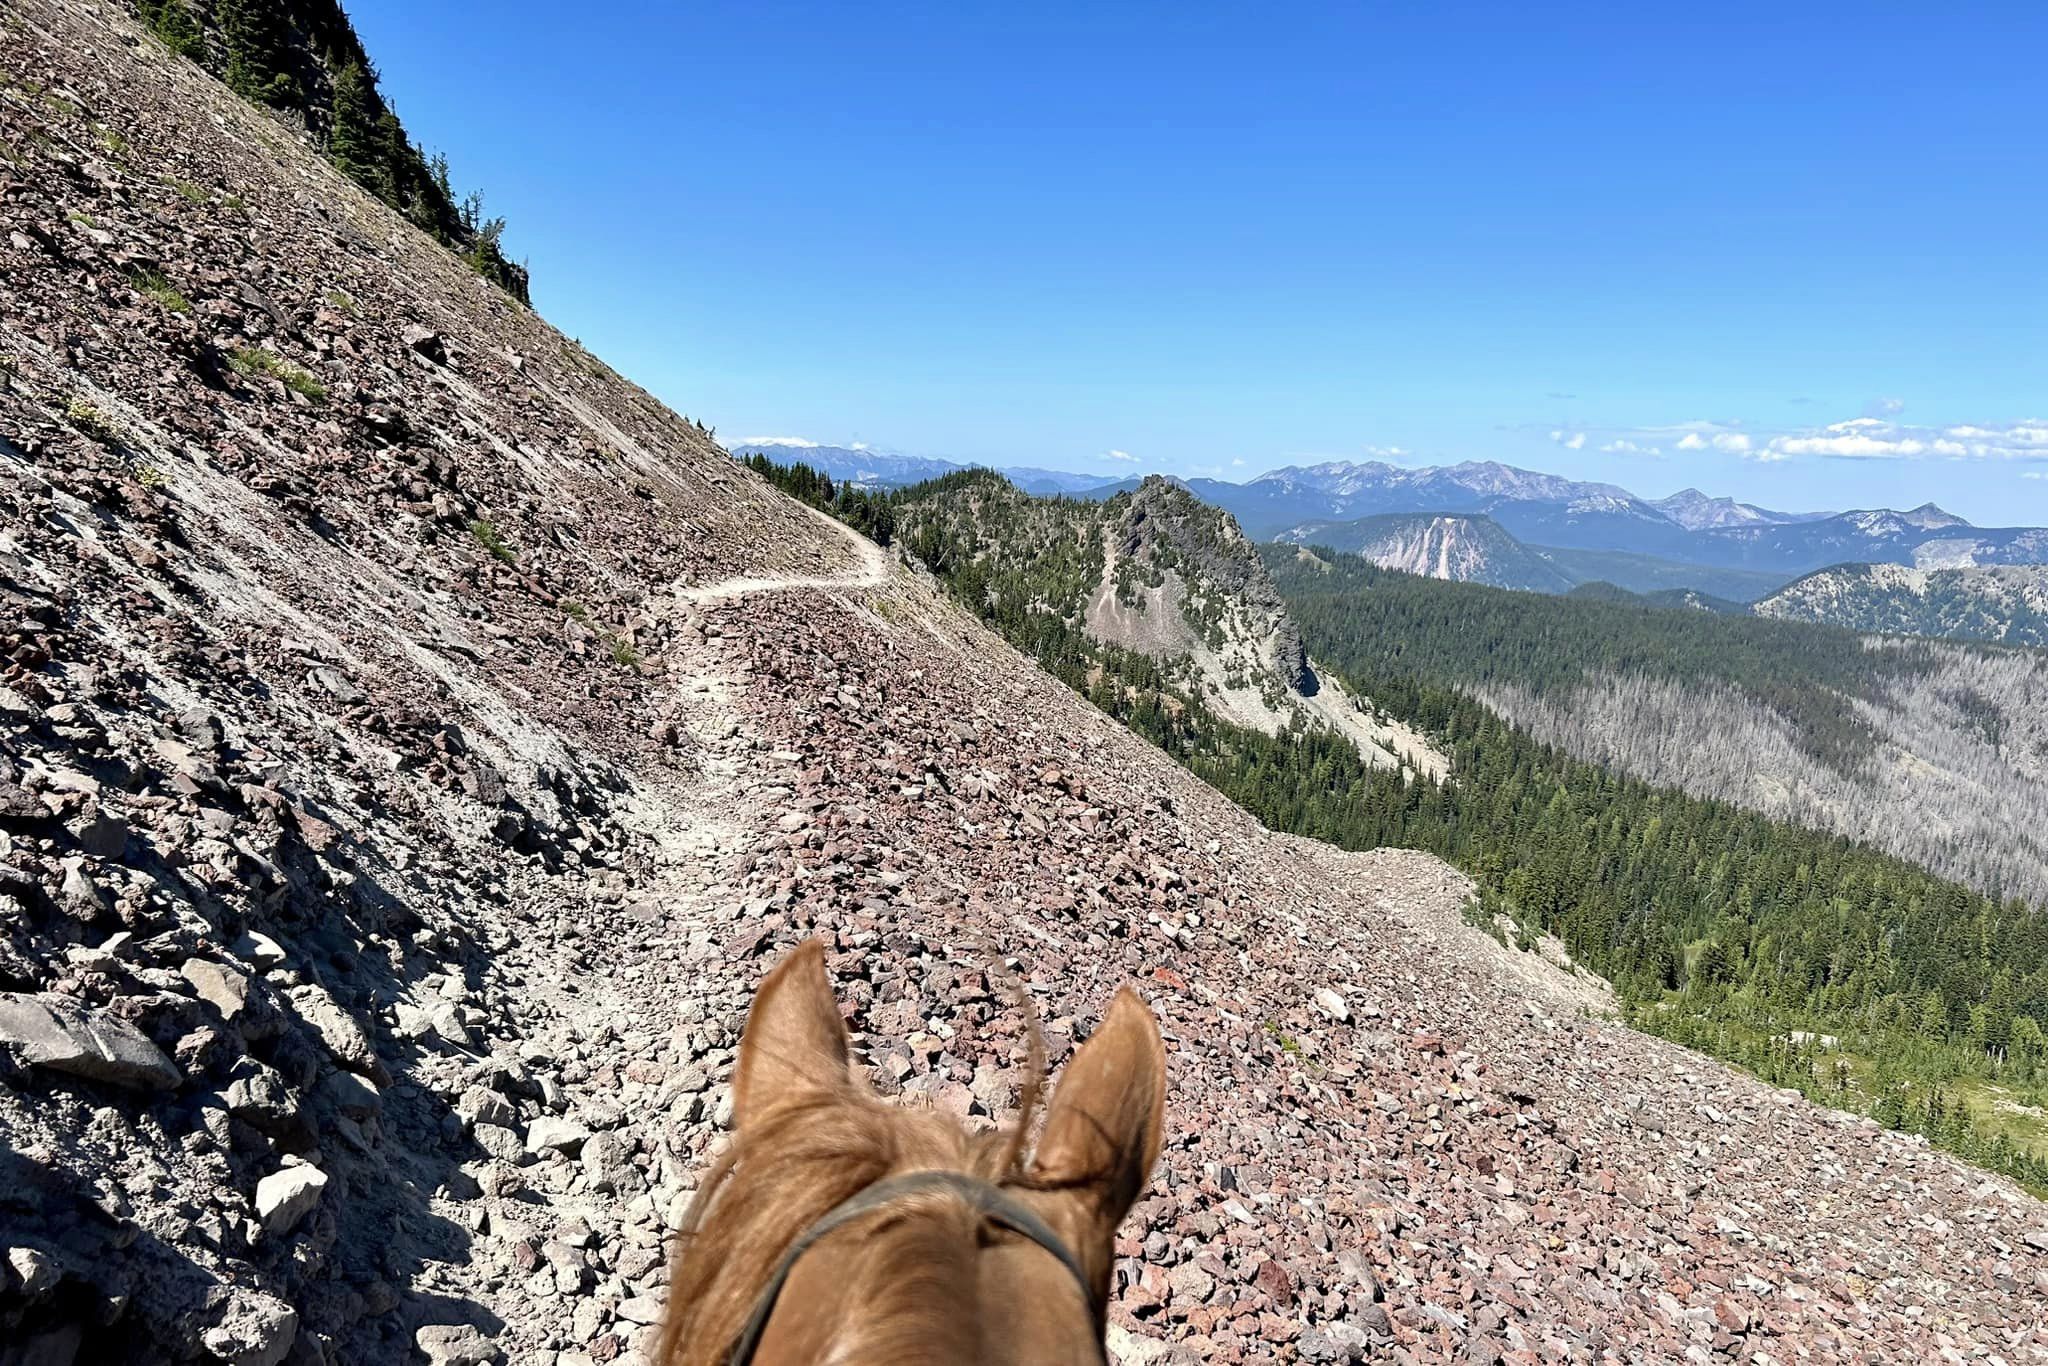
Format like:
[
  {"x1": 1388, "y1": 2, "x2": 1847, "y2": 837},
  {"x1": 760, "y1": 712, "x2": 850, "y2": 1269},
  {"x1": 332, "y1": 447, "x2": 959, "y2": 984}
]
[
  {"x1": 1757, "y1": 562, "x2": 2048, "y2": 647},
  {"x1": 126, "y1": 0, "x2": 527, "y2": 299},
  {"x1": 1274, "y1": 513, "x2": 1575, "y2": 592},
  {"x1": 4, "y1": 6, "x2": 2048, "y2": 1366}
]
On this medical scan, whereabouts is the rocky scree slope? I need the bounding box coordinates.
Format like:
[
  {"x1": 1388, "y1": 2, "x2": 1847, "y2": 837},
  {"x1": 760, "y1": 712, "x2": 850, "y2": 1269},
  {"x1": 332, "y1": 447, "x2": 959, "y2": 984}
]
[{"x1": 1, "y1": 5, "x2": 2047, "y2": 1366}]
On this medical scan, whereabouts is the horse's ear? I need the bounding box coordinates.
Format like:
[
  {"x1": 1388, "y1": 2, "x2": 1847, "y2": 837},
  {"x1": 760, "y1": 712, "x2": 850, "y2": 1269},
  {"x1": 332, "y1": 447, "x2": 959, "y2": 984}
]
[
  {"x1": 734, "y1": 938, "x2": 852, "y2": 1127},
  {"x1": 1029, "y1": 986, "x2": 1165, "y2": 1228}
]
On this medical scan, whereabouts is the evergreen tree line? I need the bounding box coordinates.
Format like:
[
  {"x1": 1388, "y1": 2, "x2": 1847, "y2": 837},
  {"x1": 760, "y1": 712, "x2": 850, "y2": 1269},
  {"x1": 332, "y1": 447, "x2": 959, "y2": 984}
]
[
  {"x1": 135, "y1": 0, "x2": 528, "y2": 301},
  {"x1": 763, "y1": 466, "x2": 2048, "y2": 1192},
  {"x1": 739, "y1": 455, "x2": 897, "y2": 544}
]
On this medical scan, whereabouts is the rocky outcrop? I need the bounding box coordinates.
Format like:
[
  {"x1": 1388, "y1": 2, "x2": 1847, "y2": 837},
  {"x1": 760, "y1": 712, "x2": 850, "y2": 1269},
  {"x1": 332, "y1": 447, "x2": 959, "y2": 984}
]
[{"x1": 1115, "y1": 476, "x2": 1309, "y2": 692}]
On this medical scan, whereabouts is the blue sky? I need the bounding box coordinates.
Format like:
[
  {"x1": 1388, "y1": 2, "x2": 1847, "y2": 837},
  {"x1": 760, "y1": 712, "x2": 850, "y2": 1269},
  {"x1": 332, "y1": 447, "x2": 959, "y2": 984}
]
[{"x1": 349, "y1": 2, "x2": 2047, "y2": 522}]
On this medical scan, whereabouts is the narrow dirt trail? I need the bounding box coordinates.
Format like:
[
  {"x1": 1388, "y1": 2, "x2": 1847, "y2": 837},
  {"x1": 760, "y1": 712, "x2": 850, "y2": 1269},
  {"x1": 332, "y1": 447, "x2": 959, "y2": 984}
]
[{"x1": 676, "y1": 504, "x2": 893, "y2": 605}]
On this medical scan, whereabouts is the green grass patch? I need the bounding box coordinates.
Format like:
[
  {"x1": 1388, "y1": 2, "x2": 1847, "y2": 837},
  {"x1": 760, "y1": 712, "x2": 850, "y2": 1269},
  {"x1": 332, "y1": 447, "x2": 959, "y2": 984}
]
[
  {"x1": 170, "y1": 178, "x2": 206, "y2": 205},
  {"x1": 228, "y1": 347, "x2": 325, "y2": 402},
  {"x1": 129, "y1": 266, "x2": 191, "y2": 314},
  {"x1": 607, "y1": 635, "x2": 641, "y2": 669},
  {"x1": 469, "y1": 519, "x2": 517, "y2": 565}
]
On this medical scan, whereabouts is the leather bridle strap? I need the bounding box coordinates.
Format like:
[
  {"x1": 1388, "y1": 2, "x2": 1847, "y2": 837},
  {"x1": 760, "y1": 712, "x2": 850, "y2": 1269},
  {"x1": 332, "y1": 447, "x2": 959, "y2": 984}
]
[{"x1": 725, "y1": 1169, "x2": 1103, "y2": 1365}]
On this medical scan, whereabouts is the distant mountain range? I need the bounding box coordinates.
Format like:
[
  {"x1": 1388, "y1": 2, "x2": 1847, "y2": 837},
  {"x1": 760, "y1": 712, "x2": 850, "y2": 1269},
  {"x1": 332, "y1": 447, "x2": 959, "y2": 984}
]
[
  {"x1": 734, "y1": 444, "x2": 2048, "y2": 596},
  {"x1": 1271, "y1": 510, "x2": 1789, "y2": 600},
  {"x1": 728, "y1": 441, "x2": 1121, "y2": 497}
]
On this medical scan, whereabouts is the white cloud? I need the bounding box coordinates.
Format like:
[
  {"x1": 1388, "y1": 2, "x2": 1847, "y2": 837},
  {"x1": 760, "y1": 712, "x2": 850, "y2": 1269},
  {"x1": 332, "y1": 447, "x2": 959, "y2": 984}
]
[
  {"x1": 1559, "y1": 412, "x2": 2047, "y2": 469},
  {"x1": 2024, "y1": 471, "x2": 2048, "y2": 481},
  {"x1": 1759, "y1": 417, "x2": 2044, "y2": 462},
  {"x1": 1104, "y1": 449, "x2": 1140, "y2": 463},
  {"x1": 1230, "y1": 457, "x2": 1247, "y2": 467},
  {"x1": 1362, "y1": 444, "x2": 1411, "y2": 459},
  {"x1": 741, "y1": 435, "x2": 819, "y2": 448},
  {"x1": 1668, "y1": 430, "x2": 1751, "y2": 454},
  {"x1": 1864, "y1": 396, "x2": 1907, "y2": 417},
  {"x1": 1549, "y1": 430, "x2": 1586, "y2": 450}
]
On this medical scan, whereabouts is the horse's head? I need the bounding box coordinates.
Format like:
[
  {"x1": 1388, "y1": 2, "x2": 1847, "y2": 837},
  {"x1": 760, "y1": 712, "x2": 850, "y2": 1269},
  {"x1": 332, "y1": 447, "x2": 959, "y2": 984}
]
[{"x1": 657, "y1": 939, "x2": 1166, "y2": 1365}]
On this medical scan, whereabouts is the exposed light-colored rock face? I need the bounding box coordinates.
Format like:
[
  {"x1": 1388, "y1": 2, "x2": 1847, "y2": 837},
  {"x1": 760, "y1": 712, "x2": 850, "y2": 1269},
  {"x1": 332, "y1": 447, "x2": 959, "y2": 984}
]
[
  {"x1": 0, "y1": 4, "x2": 2044, "y2": 1366},
  {"x1": 1277, "y1": 512, "x2": 1575, "y2": 593}
]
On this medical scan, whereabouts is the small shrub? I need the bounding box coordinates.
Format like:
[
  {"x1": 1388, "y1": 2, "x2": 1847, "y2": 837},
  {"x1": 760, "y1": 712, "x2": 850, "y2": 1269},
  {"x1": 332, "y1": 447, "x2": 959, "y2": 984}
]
[
  {"x1": 607, "y1": 635, "x2": 641, "y2": 669},
  {"x1": 323, "y1": 288, "x2": 357, "y2": 315},
  {"x1": 470, "y1": 519, "x2": 516, "y2": 565},
  {"x1": 133, "y1": 463, "x2": 167, "y2": 490},
  {"x1": 66, "y1": 399, "x2": 118, "y2": 445},
  {"x1": 228, "y1": 347, "x2": 325, "y2": 402},
  {"x1": 130, "y1": 266, "x2": 191, "y2": 314},
  {"x1": 561, "y1": 600, "x2": 589, "y2": 622},
  {"x1": 170, "y1": 178, "x2": 206, "y2": 205}
]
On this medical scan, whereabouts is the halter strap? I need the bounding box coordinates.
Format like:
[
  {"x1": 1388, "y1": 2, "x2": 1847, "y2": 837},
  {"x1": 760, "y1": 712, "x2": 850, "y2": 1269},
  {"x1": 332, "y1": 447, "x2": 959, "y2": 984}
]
[{"x1": 726, "y1": 1169, "x2": 1103, "y2": 1365}]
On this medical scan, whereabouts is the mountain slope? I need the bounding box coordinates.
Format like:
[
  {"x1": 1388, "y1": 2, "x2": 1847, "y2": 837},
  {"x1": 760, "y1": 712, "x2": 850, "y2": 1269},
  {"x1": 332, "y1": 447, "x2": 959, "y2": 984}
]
[
  {"x1": 127, "y1": 0, "x2": 527, "y2": 300},
  {"x1": 1276, "y1": 512, "x2": 1577, "y2": 592},
  {"x1": 3, "y1": 6, "x2": 2047, "y2": 1365},
  {"x1": 1755, "y1": 563, "x2": 2048, "y2": 647}
]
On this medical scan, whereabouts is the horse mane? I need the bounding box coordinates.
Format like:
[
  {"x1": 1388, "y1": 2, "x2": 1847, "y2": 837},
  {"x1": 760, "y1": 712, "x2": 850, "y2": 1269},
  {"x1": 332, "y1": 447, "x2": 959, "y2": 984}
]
[{"x1": 657, "y1": 1025, "x2": 1046, "y2": 1366}]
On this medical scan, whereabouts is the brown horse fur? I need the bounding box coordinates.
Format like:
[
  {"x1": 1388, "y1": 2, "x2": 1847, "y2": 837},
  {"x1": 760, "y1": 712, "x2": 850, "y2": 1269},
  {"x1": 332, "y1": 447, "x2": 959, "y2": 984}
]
[{"x1": 655, "y1": 939, "x2": 1166, "y2": 1366}]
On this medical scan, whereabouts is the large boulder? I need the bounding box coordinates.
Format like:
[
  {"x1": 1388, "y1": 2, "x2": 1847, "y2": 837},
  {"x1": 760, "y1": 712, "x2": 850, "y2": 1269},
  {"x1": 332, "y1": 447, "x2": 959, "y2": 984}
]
[{"x1": 0, "y1": 992, "x2": 181, "y2": 1090}]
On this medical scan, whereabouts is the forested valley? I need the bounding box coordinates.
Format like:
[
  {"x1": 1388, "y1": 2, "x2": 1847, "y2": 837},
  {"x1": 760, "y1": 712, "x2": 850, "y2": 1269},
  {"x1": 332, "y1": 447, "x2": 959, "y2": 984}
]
[
  {"x1": 756, "y1": 460, "x2": 2048, "y2": 1191},
  {"x1": 1264, "y1": 549, "x2": 2048, "y2": 906}
]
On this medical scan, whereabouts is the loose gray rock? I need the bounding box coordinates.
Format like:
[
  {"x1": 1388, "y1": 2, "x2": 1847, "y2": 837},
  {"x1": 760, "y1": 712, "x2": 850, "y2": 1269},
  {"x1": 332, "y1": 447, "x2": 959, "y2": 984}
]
[
  {"x1": 526, "y1": 1116, "x2": 589, "y2": 1156},
  {"x1": 182, "y1": 959, "x2": 254, "y2": 1020},
  {"x1": 0, "y1": 992, "x2": 182, "y2": 1089},
  {"x1": 201, "y1": 1289, "x2": 300, "y2": 1366},
  {"x1": 254, "y1": 1163, "x2": 327, "y2": 1237},
  {"x1": 415, "y1": 1323, "x2": 501, "y2": 1365}
]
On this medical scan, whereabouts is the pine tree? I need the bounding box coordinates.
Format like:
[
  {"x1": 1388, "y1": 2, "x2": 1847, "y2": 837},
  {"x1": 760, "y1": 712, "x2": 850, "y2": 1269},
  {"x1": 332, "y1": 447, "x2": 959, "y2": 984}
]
[
  {"x1": 327, "y1": 61, "x2": 381, "y2": 191},
  {"x1": 219, "y1": 0, "x2": 298, "y2": 107},
  {"x1": 140, "y1": 0, "x2": 205, "y2": 59}
]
